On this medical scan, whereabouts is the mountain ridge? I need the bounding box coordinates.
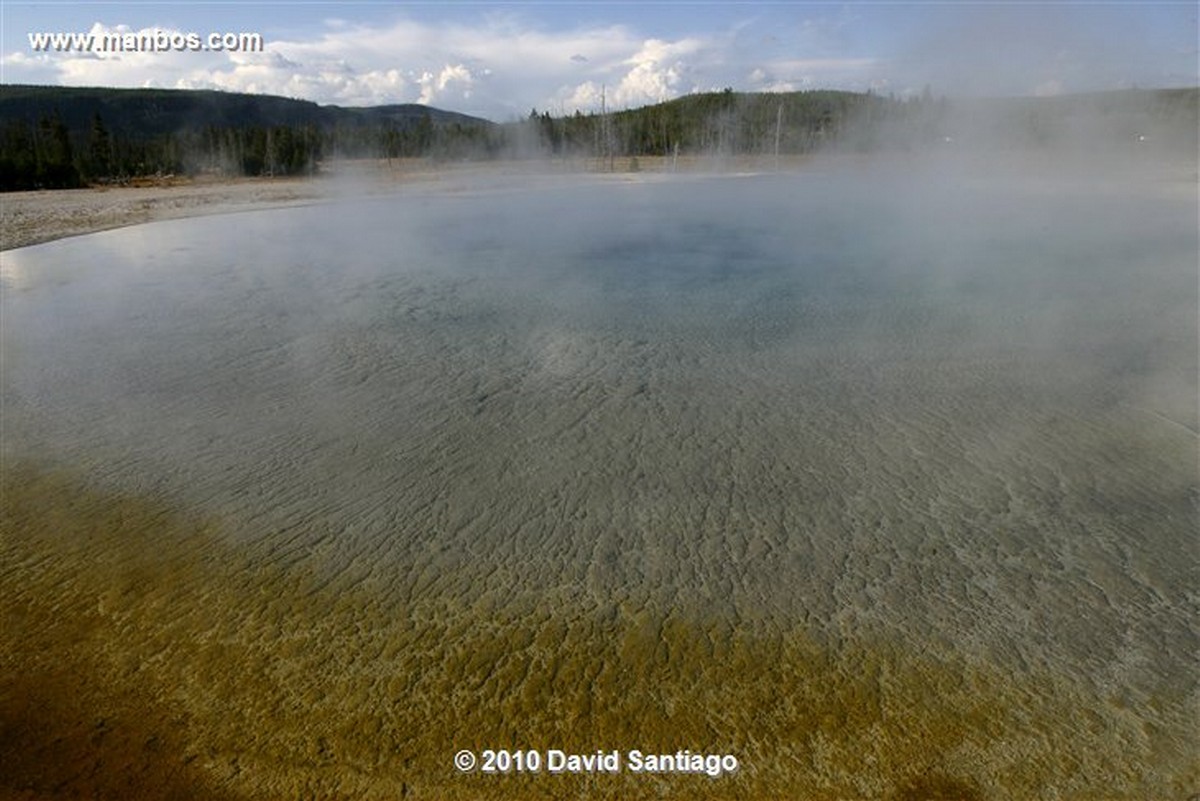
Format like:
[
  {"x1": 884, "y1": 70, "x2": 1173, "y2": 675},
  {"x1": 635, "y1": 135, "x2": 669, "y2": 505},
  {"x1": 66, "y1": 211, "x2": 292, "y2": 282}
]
[{"x1": 0, "y1": 84, "x2": 494, "y2": 135}]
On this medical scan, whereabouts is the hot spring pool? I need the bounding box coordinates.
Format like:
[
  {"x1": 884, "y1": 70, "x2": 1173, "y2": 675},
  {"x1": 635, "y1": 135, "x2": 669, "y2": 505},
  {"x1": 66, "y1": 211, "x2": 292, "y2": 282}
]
[{"x1": 2, "y1": 167, "x2": 1196, "y2": 799}]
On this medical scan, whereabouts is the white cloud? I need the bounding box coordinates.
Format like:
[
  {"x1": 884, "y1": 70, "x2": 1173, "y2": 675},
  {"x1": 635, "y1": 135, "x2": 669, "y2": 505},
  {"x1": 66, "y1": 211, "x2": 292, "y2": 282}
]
[
  {"x1": 4, "y1": 14, "x2": 892, "y2": 118},
  {"x1": 0, "y1": 14, "x2": 708, "y2": 117},
  {"x1": 5, "y1": 10, "x2": 1078, "y2": 119},
  {"x1": 611, "y1": 37, "x2": 705, "y2": 107},
  {"x1": 417, "y1": 63, "x2": 475, "y2": 105},
  {"x1": 744, "y1": 56, "x2": 878, "y2": 94},
  {"x1": 2, "y1": 6, "x2": 1188, "y2": 117},
  {"x1": 25, "y1": 22, "x2": 231, "y2": 89},
  {"x1": 5, "y1": 15, "x2": 682, "y2": 118}
]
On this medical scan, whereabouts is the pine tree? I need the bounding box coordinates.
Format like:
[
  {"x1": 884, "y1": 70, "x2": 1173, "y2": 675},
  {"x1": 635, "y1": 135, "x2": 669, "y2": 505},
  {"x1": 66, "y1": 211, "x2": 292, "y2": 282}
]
[
  {"x1": 87, "y1": 111, "x2": 112, "y2": 181},
  {"x1": 35, "y1": 112, "x2": 80, "y2": 188},
  {"x1": 0, "y1": 119, "x2": 37, "y2": 189}
]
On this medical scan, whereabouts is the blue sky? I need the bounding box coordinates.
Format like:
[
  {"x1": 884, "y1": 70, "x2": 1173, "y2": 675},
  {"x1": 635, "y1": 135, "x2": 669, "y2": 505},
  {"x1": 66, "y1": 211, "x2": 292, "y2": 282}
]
[{"x1": 2, "y1": 2, "x2": 1196, "y2": 120}]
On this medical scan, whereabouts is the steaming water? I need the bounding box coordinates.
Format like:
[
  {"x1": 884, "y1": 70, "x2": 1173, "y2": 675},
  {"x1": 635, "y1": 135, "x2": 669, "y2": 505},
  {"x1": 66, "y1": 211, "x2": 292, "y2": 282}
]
[{"x1": 2, "y1": 167, "x2": 1197, "y2": 799}]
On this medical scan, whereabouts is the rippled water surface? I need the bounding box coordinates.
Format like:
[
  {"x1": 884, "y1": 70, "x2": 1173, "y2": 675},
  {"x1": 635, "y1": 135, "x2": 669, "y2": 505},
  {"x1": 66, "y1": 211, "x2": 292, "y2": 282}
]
[{"x1": 2, "y1": 167, "x2": 1197, "y2": 799}]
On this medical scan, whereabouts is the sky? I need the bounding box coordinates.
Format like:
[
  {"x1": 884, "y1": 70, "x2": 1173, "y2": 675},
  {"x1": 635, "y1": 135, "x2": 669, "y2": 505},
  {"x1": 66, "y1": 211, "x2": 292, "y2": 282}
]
[{"x1": 1, "y1": 2, "x2": 1196, "y2": 121}]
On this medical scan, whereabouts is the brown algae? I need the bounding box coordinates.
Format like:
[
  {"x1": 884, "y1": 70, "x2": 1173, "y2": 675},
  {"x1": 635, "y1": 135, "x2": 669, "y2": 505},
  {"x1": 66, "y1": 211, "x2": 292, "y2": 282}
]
[{"x1": 2, "y1": 464, "x2": 1195, "y2": 800}]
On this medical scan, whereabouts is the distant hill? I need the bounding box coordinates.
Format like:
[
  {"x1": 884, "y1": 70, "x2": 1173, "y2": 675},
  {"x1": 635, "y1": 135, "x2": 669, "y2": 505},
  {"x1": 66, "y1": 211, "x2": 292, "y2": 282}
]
[{"x1": 0, "y1": 84, "x2": 493, "y2": 137}]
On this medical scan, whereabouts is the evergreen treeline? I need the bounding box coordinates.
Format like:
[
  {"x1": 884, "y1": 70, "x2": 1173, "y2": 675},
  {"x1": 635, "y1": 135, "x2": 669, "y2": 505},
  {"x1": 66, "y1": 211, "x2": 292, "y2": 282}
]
[
  {"x1": 517, "y1": 89, "x2": 892, "y2": 160},
  {"x1": 1, "y1": 85, "x2": 1195, "y2": 191},
  {"x1": 0, "y1": 85, "x2": 498, "y2": 190},
  {"x1": 0, "y1": 109, "x2": 505, "y2": 189},
  {"x1": 1, "y1": 111, "x2": 81, "y2": 190},
  {"x1": 514, "y1": 86, "x2": 1198, "y2": 160}
]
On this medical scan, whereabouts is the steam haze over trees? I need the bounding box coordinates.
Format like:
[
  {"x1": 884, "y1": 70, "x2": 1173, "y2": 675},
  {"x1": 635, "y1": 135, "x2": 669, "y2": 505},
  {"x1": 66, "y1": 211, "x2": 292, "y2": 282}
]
[{"x1": 0, "y1": 83, "x2": 1196, "y2": 191}]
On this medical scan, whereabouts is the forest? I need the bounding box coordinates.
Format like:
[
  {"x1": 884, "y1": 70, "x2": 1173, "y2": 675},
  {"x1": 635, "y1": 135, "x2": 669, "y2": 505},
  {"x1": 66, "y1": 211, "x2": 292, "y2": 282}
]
[{"x1": 1, "y1": 84, "x2": 1195, "y2": 191}]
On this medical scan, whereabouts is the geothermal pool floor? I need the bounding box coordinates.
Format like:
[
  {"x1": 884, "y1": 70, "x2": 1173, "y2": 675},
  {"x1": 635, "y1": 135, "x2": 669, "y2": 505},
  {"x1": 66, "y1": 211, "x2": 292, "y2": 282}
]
[{"x1": 2, "y1": 170, "x2": 1196, "y2": 799}]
